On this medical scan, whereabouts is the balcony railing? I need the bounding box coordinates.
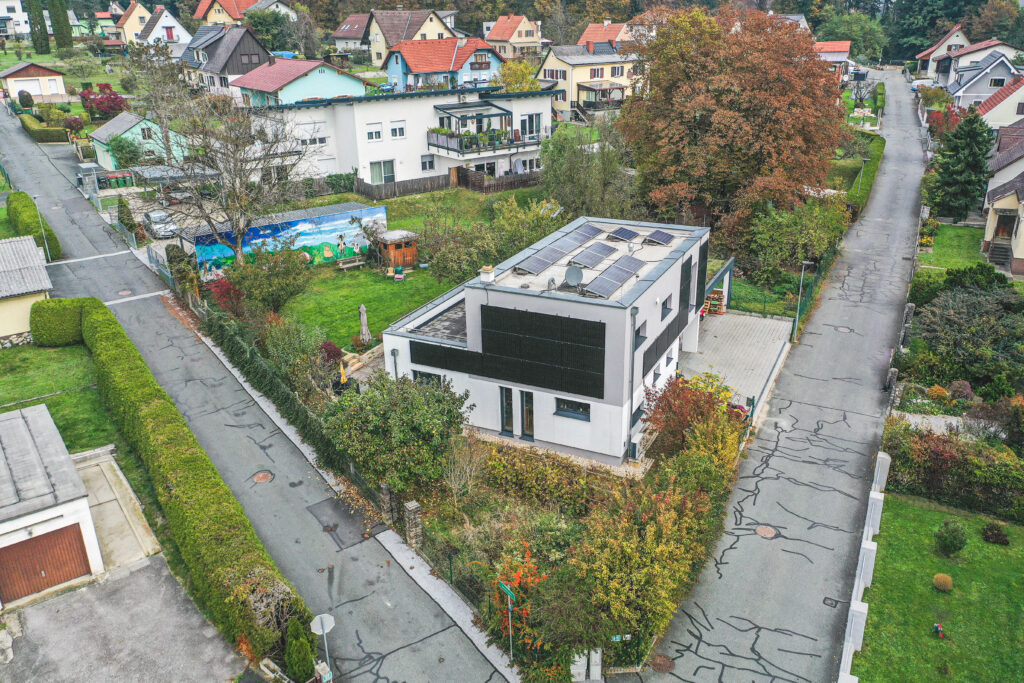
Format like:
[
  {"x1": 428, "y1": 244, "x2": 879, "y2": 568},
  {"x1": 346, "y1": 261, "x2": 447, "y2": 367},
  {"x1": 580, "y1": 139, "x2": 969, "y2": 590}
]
[
  {"x1": 427, "y1": 128, "x2": 548, "y2": 156},
  {"x1": 469, "y1": 61, "x2": 491, "y2": 71},
  {"x1": 580, "y1": 99, "x2": 623, "y2": 111}
]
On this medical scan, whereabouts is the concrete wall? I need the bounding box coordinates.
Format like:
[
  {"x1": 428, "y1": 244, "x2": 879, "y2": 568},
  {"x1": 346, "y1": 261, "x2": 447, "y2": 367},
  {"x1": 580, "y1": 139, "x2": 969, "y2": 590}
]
[{"x1": 0, "y1": 292, "x2": 47, "y2": 337}]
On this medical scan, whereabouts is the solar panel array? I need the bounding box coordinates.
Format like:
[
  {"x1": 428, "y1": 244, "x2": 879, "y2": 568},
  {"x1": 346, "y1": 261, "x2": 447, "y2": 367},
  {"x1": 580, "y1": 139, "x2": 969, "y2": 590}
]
[
  {"x1": 645, "y1": 229, "x2": 675, "y2": 245},
  {"x1": 584, "y1": 254, "x2": 645, "y2": 298},
  {"x1": 514, "y1": 224, "x2": 605, "y2": 275},
  {"x1": 609, "y1": 226, "x2": 638, "y2": 242},
  {"x1": 569, "y1": 242, "x2": 616, "y2": 268}
]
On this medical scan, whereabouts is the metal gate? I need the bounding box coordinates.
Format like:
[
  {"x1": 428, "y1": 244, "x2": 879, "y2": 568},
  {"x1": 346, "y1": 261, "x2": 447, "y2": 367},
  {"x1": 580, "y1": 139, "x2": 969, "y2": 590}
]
[
  {"x1": 0, "y1": 524, "x2": 91, "y2": 602},
  {"x1": 146, "y1": 244, "x2": 174, "y2": 289}
]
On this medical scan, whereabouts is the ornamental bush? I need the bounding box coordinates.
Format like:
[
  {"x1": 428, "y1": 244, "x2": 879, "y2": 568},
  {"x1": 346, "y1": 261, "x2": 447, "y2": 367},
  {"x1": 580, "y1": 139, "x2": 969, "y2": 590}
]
[
  {"x1": 18, "y1": 113, "x2": 68, "y2": 143},
  {"x1": 934, "y1": 519, "x2": 968, "y2": 557},
  {"x1": 18, "y1": 89, "x2": 33, "y2": 108},
  {"x1": 5, "y1": 191, "x2": 62, "y2": 260},
  {"x1": 285, "y1": 617, "x2": 315, "y2": 682},
  {"x1": 933, "y1": 573, "x2": 953, "y2": 592},
  {"x1": 29, "y1": 298, "x2": 85, "y2": 345},
  {"x1": 485, "y1": 445, "x2": 614, "y2": 517},
  {"x1": 982, "y1": 522, "x2": 1010, "y2": 545}
]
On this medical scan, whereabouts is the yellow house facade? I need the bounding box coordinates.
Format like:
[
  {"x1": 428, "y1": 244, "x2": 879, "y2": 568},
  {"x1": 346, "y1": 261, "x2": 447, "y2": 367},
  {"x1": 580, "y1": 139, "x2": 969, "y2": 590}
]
[
  {"x1": 366, "y1": 10, "x2": 456, "y2": 68},
  {"x1": 486, "y1": 15, "x2": 542, "y2": 59},
  {"x1": 0, "y1": 236, "x2": 53, "y2": 345},
  {"x1": 983, "y1": 177, "x2": 1024, "y2": 273},
  {"x1": 110, "y1": 1, "x2": 151, "y2": 42},
  {"x1": 537, "y1": 42, "x2": 636, "y2": 120}
]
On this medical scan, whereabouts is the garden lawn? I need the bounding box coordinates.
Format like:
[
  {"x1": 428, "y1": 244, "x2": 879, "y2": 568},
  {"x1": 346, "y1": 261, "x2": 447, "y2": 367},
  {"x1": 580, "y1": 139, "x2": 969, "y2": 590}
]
[
  {"x1": 0, "y1": 344, "x2": 118, "y2": 453},
  {"x1": 729, "y1": 277, "x2": 797, "y2": 317},
  {"x1": 917, "y1": 224, "x2": 985, "y2": 269},
  {"x1": 827, "y1": 130, "x2": 886, "y2": 210},
  {"x1": 281, "y1": 266, "x2": 454, "y2": 349},
  {"x1": 0, "y1": 207, "x2": 15, "y2": 239},
  {"x1": 851, "y1": 495, "x2": 1024, "y2": 682},
  {"x1": 553, "y1": 123, "x2": 600, "y2": 143}
]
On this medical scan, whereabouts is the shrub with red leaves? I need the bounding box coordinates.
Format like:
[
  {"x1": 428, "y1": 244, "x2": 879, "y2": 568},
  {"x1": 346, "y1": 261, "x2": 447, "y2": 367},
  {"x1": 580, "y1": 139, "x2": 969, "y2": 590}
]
[
  {"x1": 207, "y1": 276, "x2": 246, "y2": 317},
  {"x1": 80, "y1": 83, "x2": 128, "y2": 119},
  {"x1": 927, "y1": 104, "x2": 965, "y2": 142},
  {"x1": 321, "y1": 340, "x2": 343, "y2": 362}
]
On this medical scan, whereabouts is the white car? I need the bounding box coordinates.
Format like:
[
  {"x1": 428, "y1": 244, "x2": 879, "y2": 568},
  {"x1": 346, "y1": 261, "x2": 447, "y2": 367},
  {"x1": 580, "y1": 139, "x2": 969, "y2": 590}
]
[
  {"x1": 142, "y1": 210, "x2": 180, "y2": 239},
  {"x1": 911, "y1": 78, "x2": 936, "y2": 92}
]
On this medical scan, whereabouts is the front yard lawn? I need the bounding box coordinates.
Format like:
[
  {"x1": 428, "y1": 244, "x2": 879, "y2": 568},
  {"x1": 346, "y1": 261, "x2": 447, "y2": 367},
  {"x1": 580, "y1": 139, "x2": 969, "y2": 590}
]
[
  {"x1": 918, "y1": 224, "x2": 985, "y2": 270},
  {"x1": 281, "y1": 266, "x2": 454, "y2": 350},
  {"x1": 730, "y1": 276, "x2": 797, "y2": 317},
  {"x1": 0, "y1": 207, "x2": 15, "y2": 239},
  {"x1": 827, "y1": 130, "x2": 886, "y2": 210},
  {"x1": 852, "y1": 494, "x2": 1024, "y2": 682}
]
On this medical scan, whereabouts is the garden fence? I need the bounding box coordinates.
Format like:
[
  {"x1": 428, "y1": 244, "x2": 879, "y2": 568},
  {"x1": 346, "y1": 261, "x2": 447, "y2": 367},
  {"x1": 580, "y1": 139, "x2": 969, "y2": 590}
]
[
  {"x1": 354, "y1": 174, "x2": 452, "y2": 200},
  {"x1": 455, "y1": 167, "x2": 540, "y2": 193},
  {"x1": 110, "y1": 220, "x2": 138, "y2": 249},
  {"x1": 792, "y1": 240, "x2": 840, "y2": 338},
  {"x1": 0, "y1": 159, "x2": 11, "y2": 190}
]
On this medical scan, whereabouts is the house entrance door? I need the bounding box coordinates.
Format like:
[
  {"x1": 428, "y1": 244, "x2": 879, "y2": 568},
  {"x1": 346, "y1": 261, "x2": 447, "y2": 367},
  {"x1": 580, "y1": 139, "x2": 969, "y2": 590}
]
[{"x1": 995, "y1": 212, "x2": 1016, "y2": 239}]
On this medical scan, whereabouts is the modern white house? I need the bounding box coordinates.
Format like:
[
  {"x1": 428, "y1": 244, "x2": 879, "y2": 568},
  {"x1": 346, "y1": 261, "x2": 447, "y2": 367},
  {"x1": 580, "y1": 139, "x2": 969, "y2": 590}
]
[
  {"x1": 279, "y1": 86, "x2": 555, "y2": 182},
  {"x1": 0, "y1": 405, "x2": 104, "y2": 608},
  {"x1": 936, "y1": 38, "x2": 1022, "y2": 87},
  {"x1": 382, "y1": 217, "x2": 711, "y2": 465},
  {"x1": 947, "y1": 51, "x2": 1020, "y2": 108},
  {"x1": 916, "y1": 24, "x2": 970, "y2": 80}
]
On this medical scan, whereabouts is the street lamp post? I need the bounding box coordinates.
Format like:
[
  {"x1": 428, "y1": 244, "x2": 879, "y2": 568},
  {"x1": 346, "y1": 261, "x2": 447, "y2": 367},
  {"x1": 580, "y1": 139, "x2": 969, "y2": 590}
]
[
  {"x1": 32, "y1": 194, "x2": 51, "y2": 262},
  {"x1": 856, "y1": 157, "x2": 870, "y2": 195},
  {"x1": 792, "y1": 260, "x2": 815, "y2": 343}
]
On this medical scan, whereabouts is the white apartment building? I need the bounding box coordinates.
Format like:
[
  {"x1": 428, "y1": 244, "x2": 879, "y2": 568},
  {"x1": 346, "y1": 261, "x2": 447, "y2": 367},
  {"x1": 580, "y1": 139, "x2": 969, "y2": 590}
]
[
  {"x1": 280, "y1": 86, "x2": 555, "y2": 182},
  {"x1": 382, "y1": 217, "x2": 710, "y2": 465},
  {"x1": 0, "y1": 0, "x2": 27, "y2": 37}
]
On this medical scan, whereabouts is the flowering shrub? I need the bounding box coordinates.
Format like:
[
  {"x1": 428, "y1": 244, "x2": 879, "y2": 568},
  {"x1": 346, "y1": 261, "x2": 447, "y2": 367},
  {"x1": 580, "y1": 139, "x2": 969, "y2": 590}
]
[
  {"x1": 919, "y1": 235, "x2": 934, "y2": 247},
  {"x1": 207, "y1": 276, "x2": 246, "y2": 318},
  {"x1": 490, "y1": 542, "x2": 550, "y2": 653},
  {"x1": 80, "y1": 83, "x2": 127, "y2": 119},
  {"x1": 926, "y1": 385, "x2": 950, "y2": 402}
]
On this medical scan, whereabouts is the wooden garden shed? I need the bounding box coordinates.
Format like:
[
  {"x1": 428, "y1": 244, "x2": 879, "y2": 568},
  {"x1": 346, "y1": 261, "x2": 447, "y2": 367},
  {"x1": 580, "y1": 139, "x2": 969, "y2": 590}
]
[{"x1": 378, "y1": 229, "x2": 419, "y2": 268}]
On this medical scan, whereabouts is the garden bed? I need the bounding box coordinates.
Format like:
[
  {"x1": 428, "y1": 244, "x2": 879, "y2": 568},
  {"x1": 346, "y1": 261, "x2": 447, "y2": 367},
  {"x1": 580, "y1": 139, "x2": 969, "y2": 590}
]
[{"x1": 851, "y1": 495, "x2": 1023, "y2": 681}]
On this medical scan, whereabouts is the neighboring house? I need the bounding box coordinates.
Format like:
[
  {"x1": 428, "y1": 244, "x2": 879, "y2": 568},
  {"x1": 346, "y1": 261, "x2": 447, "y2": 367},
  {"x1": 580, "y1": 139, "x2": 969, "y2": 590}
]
[
  {"x1": 775, "y1": 13, "x2": 809, "y2": 30},
  {"x1": 814, "y1": 40, "x2": 851, "y2": 86},
  {"x1": 242, "y1": 0, "x2": 296, "y2": 21},
  {"x1": 109, "y1": 1, "x2": 125, "y2": 21},
  {"x1": 537, "y1": 41, "x2": 637, "y2": 121},
  {"x1": 983, "y1": 166, "x2": 1024, "y2": 271},
  {"x1": 577, "y1": 18, "x2": 632, "y2": 45},
  {"x1": 0, "y1": 405, "x2": 105, "y2": 607},
  {"x1": 0, "y1": 235, "x2": 51, "y2": 344},
  {"x1": 365, "y1": 9, "x2": 457, "y2": 68},
  {"x1": 0, "y1": 62, "x2": 66, "y2": 100},
  {"x1": 93, "y1": 11, "x2": 117, "y2": 36},
  {"x1": 233, "y1": 57, "x2": 367, "y2": 106},
  {"x1": 108, "y1": 0, "x2": 151, "y2": 43},
  {"x1": 915, "y1": 24, "x2": 970, "y2": 79},
  {"x1": 137, "y1": 5, "x2": 191, "y2": 44},
  {"x1": 385, "y1": 37, "x2": 502, "y2": 91},
  {"x1": 332, "y1": 12, "x2": 369, "y2": 52},
  {"x1": 936, "y1": 39, "x2": 1023, "y2": 87},
  {"x1": 947, "y1": 51, "x2": 1019, "y2": 108},
  {"x1": 382, "y1": 217, "x2": 711, "y2": 465},
  {"x1": 485, "y1": 14, "x2": 542, "y2": 59},
  {"x1": 978, "y1": 75, "x2": 1024, "y2": 128},
  {"x1": 995, "y1": 117, "x2": 1024, "y2": 152},
  {"x1": 181, "y1": 24, "x2": 271, "y2": 101},
  {"x1": 89, "y1": 111, "x2": 187, "y2": 171},
  {"x1": 280, "y1": 85, "x2": 555, "y2": 181},
  {"x1": 0, "y1": 0, "x2": 26, "y2": 37},
  {"x1": 193, "y1": 0, "x2": 258, "y2": 26}
]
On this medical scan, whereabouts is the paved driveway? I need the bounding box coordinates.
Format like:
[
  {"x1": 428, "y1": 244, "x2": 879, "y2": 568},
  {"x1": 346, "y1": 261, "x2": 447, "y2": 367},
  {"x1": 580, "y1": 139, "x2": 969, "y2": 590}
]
[{"x1": 639, "y1": 69, "x2": 923, "y2": 681}]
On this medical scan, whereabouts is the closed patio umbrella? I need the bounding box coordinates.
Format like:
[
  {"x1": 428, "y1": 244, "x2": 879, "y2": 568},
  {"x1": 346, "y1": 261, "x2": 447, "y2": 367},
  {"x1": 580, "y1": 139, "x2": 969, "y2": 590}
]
[{"x1": 359, "y1": 304, "x2": 371, "y2": 346}]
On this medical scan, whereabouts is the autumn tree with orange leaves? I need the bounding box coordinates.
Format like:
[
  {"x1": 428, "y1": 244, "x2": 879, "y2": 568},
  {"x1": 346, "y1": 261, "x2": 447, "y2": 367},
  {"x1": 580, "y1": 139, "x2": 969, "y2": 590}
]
[{"x1": 620, "y1": 7, "x2": 849, "y2": 244}]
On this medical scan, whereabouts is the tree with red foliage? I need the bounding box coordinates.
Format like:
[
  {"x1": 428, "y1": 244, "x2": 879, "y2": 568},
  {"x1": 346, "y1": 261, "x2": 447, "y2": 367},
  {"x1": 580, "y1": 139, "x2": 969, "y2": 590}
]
[
  {"x1": 80, "y1": 83, "x2": 128, "y2": 119},
  {"x1": 643, "y1": 374, "x2": 737, "y2": 457},
  {"x1": 619, "y1": 7, "x2": 848, "y2": 242},
  {"x1": 206, "y1": 276, "x2": 246, "y2": 317},
  {"x1": 927, "y1": 104, "x2": 965, "y2": 142}
]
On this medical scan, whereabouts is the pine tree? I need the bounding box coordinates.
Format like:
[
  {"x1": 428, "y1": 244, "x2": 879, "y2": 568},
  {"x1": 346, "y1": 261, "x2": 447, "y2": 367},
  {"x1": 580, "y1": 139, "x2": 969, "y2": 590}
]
[
  {"x1": 26, "y1": 0, "x2": 49, "y2": 55},
  {"x1": 934, "y1": 110, "x2": 995, "y2": 222},
  {"x1": 49, "y1": 0, "x2": 74, "y2": 50}
]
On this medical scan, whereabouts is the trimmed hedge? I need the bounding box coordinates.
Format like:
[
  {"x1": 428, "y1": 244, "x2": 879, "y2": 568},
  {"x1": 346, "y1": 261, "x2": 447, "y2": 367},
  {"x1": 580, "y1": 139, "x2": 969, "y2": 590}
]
[
  {"x1": 30, "y1": 298, "x2": 312, "y2": 659},
  {"x1": 6, "y1": 191, "x2": 62, "y2": 261},
  {"x1": 19, "y1": 113, "x2": 69, "y2": 143}
]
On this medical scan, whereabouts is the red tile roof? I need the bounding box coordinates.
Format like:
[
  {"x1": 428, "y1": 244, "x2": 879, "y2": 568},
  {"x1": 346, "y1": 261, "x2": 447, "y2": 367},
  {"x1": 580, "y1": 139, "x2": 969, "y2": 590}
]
[
  {"x1": 332, "y1": 13, "x2": 369, "y2": 39},
  {"x1": 95, "y1": 11, "x2": 112, "y2": 18},
  {"x1": 916, "y1": 24, "x2": 963, "y2": 60},
  {"x1": 947, "y1": 38, "x2": 1013, "y2": 59},
  {"x1": 978, "y1": 75, "x2": 1024, "y2": 115},
  {"x1": 577, "y1": 22, "x2": 627, "y2": 45},
  {"x1": 230, "y1": 59, "x2": 359, "y2": 93},
  {"x1": 115, "y1": 1, "x2": 142, "y2": 28},
  {"x1": 194, "y1": 0, "x2": 258, "y2": 21},
  {"x1": 387, "y1": 37, "x2": 502, "y2": 73},
  {"x1": 813, "y1": 40, "x2": 851, "y2": 53},
  {"x1": 487, "y1": 14, "x2": 525, "y2": 42}
]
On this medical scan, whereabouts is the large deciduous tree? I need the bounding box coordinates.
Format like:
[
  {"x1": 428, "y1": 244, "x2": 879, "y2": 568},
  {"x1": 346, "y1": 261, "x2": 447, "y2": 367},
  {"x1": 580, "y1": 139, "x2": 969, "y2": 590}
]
[
  {"x1": 620, "y1": 8, "x2": 847, "y2": 240},
  {"x1": 27, "y1": 0, "x2": 49, "y2": 54},
  {"x1": 492, "y1": 59, "x2": 541, "y2": 92},
  {"x1": 933, "y1": 109, "x2": 993, "y2": 221}
]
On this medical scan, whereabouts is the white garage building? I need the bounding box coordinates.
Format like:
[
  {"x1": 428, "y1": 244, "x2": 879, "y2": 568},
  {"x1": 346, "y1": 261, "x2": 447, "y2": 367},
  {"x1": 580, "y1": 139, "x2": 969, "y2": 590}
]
[
  {"x1": 0, "y1": 61, "x2": 67, "y2": 102},
  {"x1": 0, "y1": 405, "x2": 104, "y2": 608}
]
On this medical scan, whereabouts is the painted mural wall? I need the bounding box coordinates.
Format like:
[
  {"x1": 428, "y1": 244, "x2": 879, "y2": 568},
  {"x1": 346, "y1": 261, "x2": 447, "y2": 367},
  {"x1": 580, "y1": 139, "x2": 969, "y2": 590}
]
[{"x1": 194, "y1": 205, "x2": 387, "y2": 273}]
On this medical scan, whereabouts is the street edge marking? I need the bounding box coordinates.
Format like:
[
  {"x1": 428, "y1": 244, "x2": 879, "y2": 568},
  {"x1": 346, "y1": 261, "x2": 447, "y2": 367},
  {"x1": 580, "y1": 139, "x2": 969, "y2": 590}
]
[
  {"x1": 103, "y1": 290, "x2": 171, "y2": 305},
  {"x1": 48, "y1": 250, "x2": 132, "y2": 265}
]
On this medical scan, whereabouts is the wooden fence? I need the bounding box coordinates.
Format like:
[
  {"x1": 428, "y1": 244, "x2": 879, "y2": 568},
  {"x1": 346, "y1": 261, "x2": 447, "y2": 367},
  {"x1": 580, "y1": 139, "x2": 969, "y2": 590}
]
[
  {"x1": 352, "y1": 167, "x2": 541, "y2": 200},
  {"x1": 455, "y1": 167, "x2": 540, "y2": 193},
  {"x1": 354, "y1": 173, "x2": 451, "y2": 200}
]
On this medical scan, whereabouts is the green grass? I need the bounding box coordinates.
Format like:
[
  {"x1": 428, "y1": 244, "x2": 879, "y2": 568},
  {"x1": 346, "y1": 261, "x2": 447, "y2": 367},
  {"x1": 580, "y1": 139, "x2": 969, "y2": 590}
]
[
  {"x1": 553, "y1": 123, "x2": 600, "y2": 143},
  {"x1": 918, "y1": 224, "x2": 985, "y2": 269},
  {"x1": 729, "y1": 277, "x2": 797, "y2": 317},
  {"x1": 827, "y1": 131, "x2": 886, "y2": 210},
  {"x1": 852, "y1": 495, "x2": 1024, "y2": 682},
  {"x1": 282, "y1": 266, "x2": 454, "y2": 349},
  {"x1": 0, "y1": 207, "x2": 15, "y2": 239}
]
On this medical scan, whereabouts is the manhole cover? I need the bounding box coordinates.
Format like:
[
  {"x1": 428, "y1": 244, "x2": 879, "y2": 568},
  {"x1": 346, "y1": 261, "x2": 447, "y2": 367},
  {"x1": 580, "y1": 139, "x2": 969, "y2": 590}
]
[
  {"x1": 649, "y1": 654, "x2": 674, "y2": 673},
  {"x1": 755, "y1": 524, "x2": 779, "y2": 539},
  {"x1": 252, "y1": 470, "x2": 274, "y2": 483},
  {"x1": 118, "y1": 289, "x2": 132, "y2": 296}
]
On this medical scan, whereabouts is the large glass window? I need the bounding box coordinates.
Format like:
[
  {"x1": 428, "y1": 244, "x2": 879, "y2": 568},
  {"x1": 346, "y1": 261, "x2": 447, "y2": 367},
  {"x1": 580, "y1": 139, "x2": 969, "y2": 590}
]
[
  {"x1": 555, "y1": 398, "x2": 590, "y2": 421},
  {"x1": 521, "y1": 391, "x2": 534, "y2": 440},
  {"x1": 369, "y1": 160, "x2": 395, "y2": 184},
  {"x1": 500, "y1": 387, "x2": 513, "y2": 435}
]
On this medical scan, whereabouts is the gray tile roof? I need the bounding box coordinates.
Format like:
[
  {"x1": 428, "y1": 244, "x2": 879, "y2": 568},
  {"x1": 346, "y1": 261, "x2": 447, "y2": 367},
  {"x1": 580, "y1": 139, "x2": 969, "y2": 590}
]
[
  {"x1": 548, "y1": 43, "x2": 636, "y2": 66},
  {"x1": 137, "y1": 7, "x2": 164, "y2": 42},
  {"x1": 0, "y1": 405, "x2": 87, "y2": 524},
  {"x1": 246, "y1": 0, "x2": 289, "y2": 11},
  {"x1": 948, "y1": 51, "x2": 1008, "y2": 95},
  {"x1": 987, "y1": 171, "x2": 1024, "y2": 202},
  {"x1": 89, "y1": 111, "x2": 143, "y2": 145},
  {"x1": 0, "y1": 236, "x2": 52, "y2": 299},
  {"x1": 990, "y1": 139, "x2": 1024, "y2": 172},
  {"x1": 181, "y1": 25, "x2": 225, "y2": 70}
]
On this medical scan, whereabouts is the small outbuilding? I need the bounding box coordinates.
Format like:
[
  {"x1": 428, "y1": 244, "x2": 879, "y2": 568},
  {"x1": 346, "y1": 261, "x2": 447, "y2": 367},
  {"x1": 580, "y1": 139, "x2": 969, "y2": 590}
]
[
  {"x1": 0, "y1": 235, "x2": 53, "y2": 346},
  {"x1": 0, "y1": 62, "x2": 66, "y2": 101},
  {"x1": 0, "y1": 406, "x2": 105, "y2": 607},
  {"x1": 378, "y1": 229, "x2": 419, "y2": 268}
]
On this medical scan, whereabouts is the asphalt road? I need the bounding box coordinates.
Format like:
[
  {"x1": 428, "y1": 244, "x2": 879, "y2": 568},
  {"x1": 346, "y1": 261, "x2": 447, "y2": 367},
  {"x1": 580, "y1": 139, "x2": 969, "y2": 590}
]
[
  {"x1": 0, "y1": 114, "x2": 502, "y2": 681},
  {"x1": 639, "y1": 70, "x2": 922, "y2": 682}
]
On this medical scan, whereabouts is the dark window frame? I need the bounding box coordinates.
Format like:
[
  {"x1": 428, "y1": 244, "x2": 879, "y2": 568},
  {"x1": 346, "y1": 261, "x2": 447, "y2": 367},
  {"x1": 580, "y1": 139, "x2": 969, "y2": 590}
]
[{"x1": 555, "y1": 398, "x2": 590, "y2": 421}]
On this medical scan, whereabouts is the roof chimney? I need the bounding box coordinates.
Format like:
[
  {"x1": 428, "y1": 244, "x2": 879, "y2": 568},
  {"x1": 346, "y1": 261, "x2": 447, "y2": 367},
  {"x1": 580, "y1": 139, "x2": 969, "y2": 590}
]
[
  {"x1": 603, "y1": 17, "x2": 611, "y2": 27},
  {"x1": 610, "y1": 39, "x2": 616, "y2": 49},
  {"x1": 479, "y1": 265, "x2": 495, "y2": 283},
  {"x1": 586, "y1": 40, "x2": 594, "y2": 54},
  {"x1": 269, "y1": 54, "x2": 275, "y2": 65}
]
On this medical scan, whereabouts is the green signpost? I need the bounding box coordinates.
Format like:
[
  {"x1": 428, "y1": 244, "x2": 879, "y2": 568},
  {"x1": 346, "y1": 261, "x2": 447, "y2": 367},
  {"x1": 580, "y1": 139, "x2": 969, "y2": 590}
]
[{"x1": 498, "y1": 581, "x2": 515, "y2": 660}]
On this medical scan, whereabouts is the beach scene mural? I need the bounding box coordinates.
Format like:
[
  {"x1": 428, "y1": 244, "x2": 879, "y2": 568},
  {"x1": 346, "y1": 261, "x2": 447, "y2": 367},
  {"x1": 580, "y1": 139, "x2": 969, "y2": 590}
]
[{"x1": 194, "y1": 204, "x2": 388, "y2": 274}]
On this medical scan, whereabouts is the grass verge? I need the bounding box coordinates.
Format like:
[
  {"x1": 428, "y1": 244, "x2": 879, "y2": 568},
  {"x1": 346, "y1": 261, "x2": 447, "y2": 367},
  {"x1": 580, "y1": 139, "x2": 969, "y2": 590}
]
[
  {"x1": 918, "y1": 224, "x2": 985, "y2": 269},
  {"x1": 852, "y1": 494, "x2": 1023, "y2": 682}
]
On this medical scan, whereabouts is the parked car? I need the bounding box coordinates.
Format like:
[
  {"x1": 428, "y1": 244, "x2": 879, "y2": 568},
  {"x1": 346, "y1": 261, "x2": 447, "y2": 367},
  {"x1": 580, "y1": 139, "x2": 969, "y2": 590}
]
[
  {"x1": 142, "y1": 210, "x2": 180, "y2": 239},
  {"x1": 911, "y1": 78, "x2": 935, "y2": 92}
]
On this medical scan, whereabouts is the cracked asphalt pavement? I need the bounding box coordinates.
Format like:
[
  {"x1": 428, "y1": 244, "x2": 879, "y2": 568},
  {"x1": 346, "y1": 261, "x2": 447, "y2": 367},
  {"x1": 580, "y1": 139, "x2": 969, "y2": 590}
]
[
  {"x1": 636, "y1": 70, "x2": 923, "y2": 682},
  {"x1": 0, "y1": 111, "x2": 502, "y2": 681}
]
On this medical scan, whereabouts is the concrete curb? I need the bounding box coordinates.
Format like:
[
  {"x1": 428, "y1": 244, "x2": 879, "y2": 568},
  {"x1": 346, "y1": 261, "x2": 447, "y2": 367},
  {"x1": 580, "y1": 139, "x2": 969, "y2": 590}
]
[
  {"x1": 749, "y1": 339, "x2": 792, "y2": 433},
  {"x1": 376, "y1": 530, "x2": 518, "y2": 682}
]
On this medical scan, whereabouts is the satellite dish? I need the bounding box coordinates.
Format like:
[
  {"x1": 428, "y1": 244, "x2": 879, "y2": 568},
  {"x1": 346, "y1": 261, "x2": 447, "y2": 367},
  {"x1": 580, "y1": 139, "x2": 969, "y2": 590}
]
[{"x1": 565, "y1": 265, "x2": 584, "y2": 287}]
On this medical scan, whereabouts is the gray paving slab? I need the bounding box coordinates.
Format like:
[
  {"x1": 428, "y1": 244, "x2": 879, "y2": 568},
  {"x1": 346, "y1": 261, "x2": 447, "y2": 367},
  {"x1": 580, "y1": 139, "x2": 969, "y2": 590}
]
[{"x1": 638, "y1": 69, "x2": 923, "y2": 682}]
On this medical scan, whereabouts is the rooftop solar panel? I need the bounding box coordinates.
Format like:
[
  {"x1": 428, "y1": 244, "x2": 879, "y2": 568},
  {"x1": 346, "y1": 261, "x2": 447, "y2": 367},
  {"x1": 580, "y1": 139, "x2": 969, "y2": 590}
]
[
  {"x1": 516, "y1": 253, "x2": 553, "y2": 275},
  {"x1": 645, "y1": 229, "x2": 675, "y2": 245},
  {"x1": 570, "y1": 242, "x2": 616, "y2": 268},
  {"x1": 608, "y1": 227, "x2": 638, "y2": 242},
  {"x1": 577, "y1": 223, "x2": 603, "y2": 239},
  {"x1": 584, "y1": 254, "x2": 646, "y2": 298}
]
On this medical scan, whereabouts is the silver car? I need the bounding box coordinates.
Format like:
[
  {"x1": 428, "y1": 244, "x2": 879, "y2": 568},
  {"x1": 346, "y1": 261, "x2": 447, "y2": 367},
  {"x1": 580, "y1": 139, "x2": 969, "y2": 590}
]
[{"x1": 143, "y1": 210, "x2": 180, "y2": 239}]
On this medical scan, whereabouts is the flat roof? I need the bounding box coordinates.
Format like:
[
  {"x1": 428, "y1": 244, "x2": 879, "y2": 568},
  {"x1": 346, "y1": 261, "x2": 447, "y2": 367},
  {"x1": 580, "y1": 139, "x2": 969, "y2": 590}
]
[{"x1": 0, "y1": 405, "x2": 87, "y2": 523}]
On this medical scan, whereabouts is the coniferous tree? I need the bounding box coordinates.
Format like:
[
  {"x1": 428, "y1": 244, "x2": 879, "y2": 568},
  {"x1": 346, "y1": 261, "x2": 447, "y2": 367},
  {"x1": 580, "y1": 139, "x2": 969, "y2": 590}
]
[
  {"x1": 49, "y1": 0, "x2": 74, "y2": 50},
  {"x1": 934, "y1": 110, "x2": 994, "y2": 222},
  {"x1": 27, "y1": 0, "x2": 50, "y2": 54}
]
